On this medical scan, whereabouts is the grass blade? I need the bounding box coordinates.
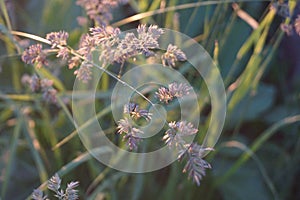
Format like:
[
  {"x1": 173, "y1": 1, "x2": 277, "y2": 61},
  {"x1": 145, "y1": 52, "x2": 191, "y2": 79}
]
[{"x1": 217, "y1": 115, "x2": 300, "y2": 186}]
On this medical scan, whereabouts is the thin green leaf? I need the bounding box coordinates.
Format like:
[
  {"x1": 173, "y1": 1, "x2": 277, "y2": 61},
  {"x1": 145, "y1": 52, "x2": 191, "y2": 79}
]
[{"x1": 217, "y1": 115, "x2": 300, "y2": 186}]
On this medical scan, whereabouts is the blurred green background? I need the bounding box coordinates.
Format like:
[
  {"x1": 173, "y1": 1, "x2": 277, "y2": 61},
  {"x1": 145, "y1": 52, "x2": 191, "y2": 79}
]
[{"x1": 1, "y1": 0, "x2": 300, "y2": 199}]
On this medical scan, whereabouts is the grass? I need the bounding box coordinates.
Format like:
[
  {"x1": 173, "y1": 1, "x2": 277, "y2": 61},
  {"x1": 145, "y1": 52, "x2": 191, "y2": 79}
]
[{"x1": 1, "y1": 0, "x2": 300, "y2": 199}]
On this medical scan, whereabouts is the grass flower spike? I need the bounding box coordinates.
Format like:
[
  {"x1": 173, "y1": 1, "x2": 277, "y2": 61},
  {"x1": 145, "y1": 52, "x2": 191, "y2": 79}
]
[
  {"x1": 123, "y1": 103, "x2": 152, "y2": 121},
  {"x1": 46, "y1": 31, "x2": 69, "y2": 48},
  {"x1": 156, "y1": 82, "x2": 192, "y2": 103},
  {"x1": 22, "y1": 74, "x2": 57, "y2": 103},
  {"x1": 182, "y1": 143, "x2": 213, "y2": 186},
  {"x1": 76, "y1": 0, "x2": 128, "y2": 25},
  {"x1": 21, "y1": 44, "x2": 48, "y2": 68},
  {"x1": 117, "y1": 117, "x2": 143, "y2": 151},
  {"x1": 161, "y1": 44, "x2": 187, "y2": 67},
  {"x1": 32, "y1": 173, "x2": 79, "y2": 200}
]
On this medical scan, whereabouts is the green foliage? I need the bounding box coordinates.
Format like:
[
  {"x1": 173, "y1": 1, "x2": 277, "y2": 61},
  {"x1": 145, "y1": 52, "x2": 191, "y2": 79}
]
[{"x1": 1, "y1": 0, "x2": 300, "y2": 199}]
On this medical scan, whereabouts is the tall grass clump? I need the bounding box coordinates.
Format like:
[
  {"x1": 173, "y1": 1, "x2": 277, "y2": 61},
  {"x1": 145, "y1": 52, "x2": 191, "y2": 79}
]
[{"x1": 1, "y1": 0, "x2": 300, "y2": 199}]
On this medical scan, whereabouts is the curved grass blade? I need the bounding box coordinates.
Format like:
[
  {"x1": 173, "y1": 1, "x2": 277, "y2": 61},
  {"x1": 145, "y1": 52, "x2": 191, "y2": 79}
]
[
  {"x1": 113, "y1": 0, "x2": 272, "y2": 27},
  {"x1": 217, "y1": 115, "x2": 300, "y2": 187},
  {"x1": 1, "y1": 117, "x2": 23, "y2": 199},
  {"x1": 52, "y1": 104, "x2": 112, "y2": 150},
  {"x1": 220, "y1": 140, "x2": 279, "y2": 200}
]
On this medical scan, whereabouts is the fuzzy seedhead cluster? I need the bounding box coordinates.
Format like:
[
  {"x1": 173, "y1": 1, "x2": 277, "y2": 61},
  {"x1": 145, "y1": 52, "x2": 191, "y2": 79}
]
[
  {"x1": 274, "y1": 1, "x2": 300, "y2": 37},
  {"x1": 21, "y1": 23, "x2": 212, "y2": 186},
  {"x1": 32, "y1": 174, "x2": 79, "y2": 200},
  {"x1": 116, "y1": 82, "x2": 213, "y2": 185},
  {"x1": 21, "y1": 74, "x2": 57, "y2": 103},
  {"x1": 162, "y1": 112, "x2": 213, "y2": 186},
  {"x1": 21, "y1": 25, "x2": 185, "y2": 83},
  {"x1": 21, "y1": 44, "x2": 48, "y2": 69},
  {"x1": 76, "y1": 0, "x2": 129, "y2": 26},
  {"x1": 20, "y1": 0, "x2": 213, "y2": 185},
  {"x1": 156, "y1": 82, "x2": 192, "y2": 103},
  {"x1": 117, "y1": 102, "x2": 152, "y2": 151},
  {"x1": 280, "y1": 14, "x2": 300, "y2": 36}
]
